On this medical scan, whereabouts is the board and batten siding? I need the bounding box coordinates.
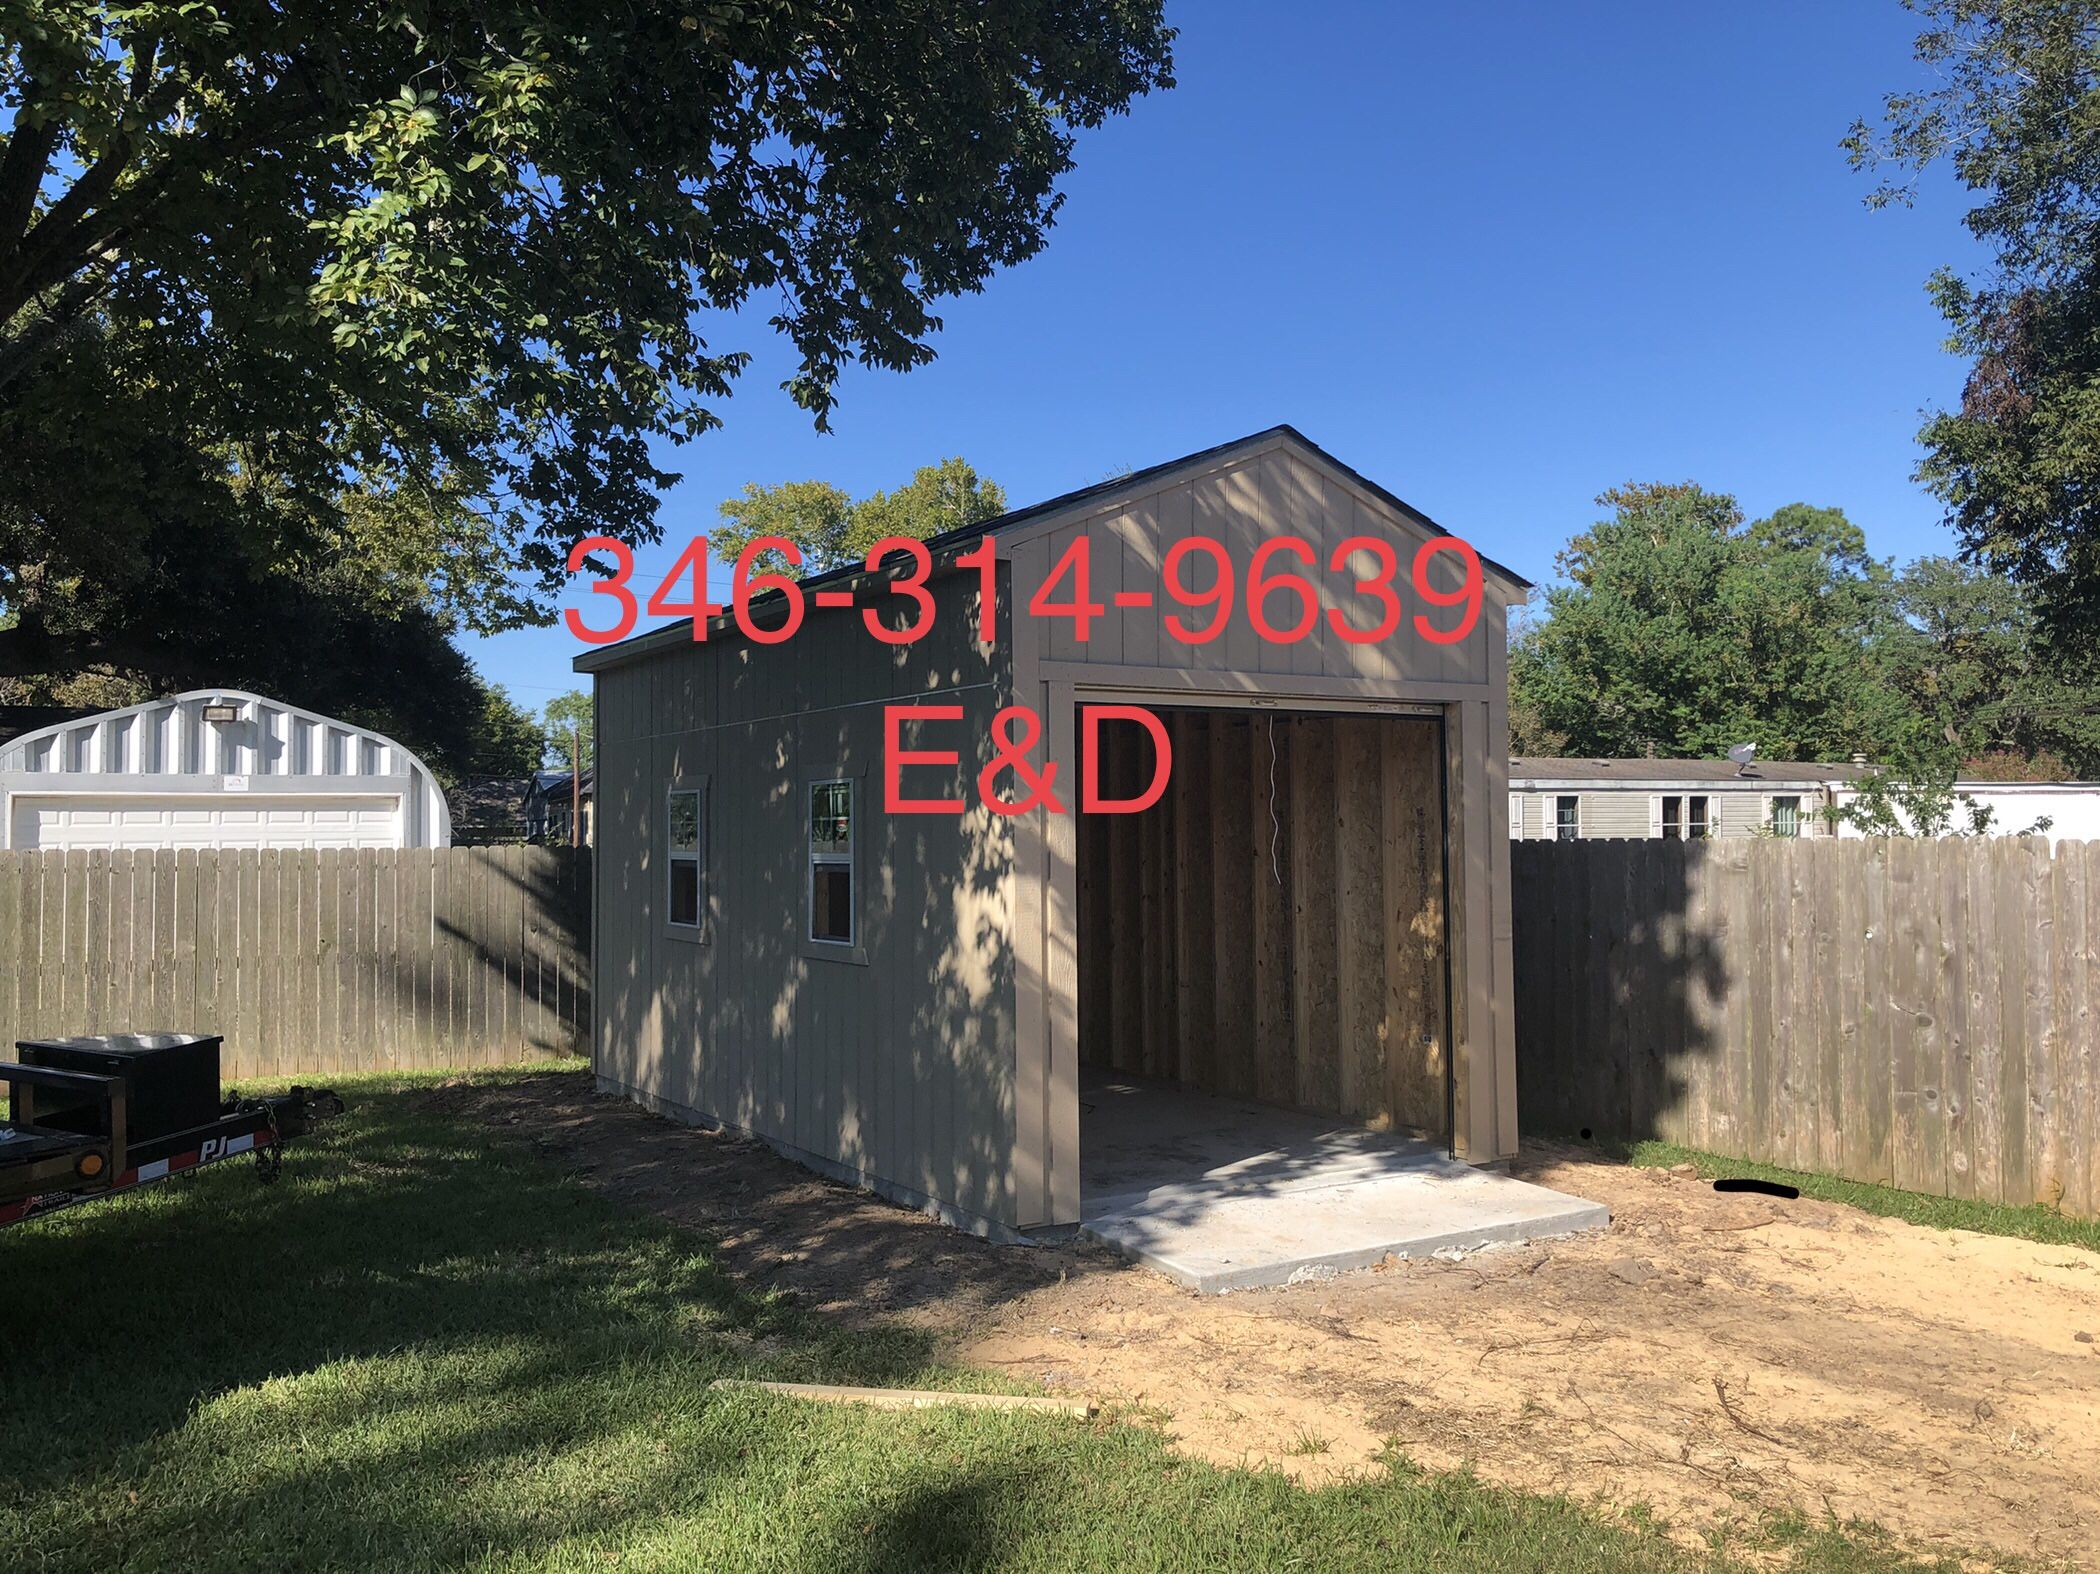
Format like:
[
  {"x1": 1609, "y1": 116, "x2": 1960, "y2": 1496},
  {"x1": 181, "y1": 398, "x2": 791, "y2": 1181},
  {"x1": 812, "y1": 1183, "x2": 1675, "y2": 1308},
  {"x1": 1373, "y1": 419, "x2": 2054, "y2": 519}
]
[
  {"x1": 592, "y1": 568, "x2": 1021, "y2": 1233},
  {"x1": 1003, "y1": 431, "x2": 1522, "y2": 1224},
  {"x1": 584, "y1": 426, "x2": 1527, "y2": 1236},
  {"x1": 1020, "y1": 443, "x2": 1492, "y2": 689}
]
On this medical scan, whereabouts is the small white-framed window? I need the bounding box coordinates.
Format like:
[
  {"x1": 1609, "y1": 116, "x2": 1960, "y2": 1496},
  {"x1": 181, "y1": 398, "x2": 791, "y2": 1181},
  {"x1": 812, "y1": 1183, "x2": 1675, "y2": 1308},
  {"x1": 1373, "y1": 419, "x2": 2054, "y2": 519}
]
[
  {"x1": 1555, "y1": 794, "x2": 1580, "y2": 841},
  {"x1": 1688, "y1": 794, "x2": 1711, "y2": 839},
  {"x1": 808, "y1": 778, "x2": 856, "y2": 945},
  {"x1": 667, "y1": 786, "x2": 704, "y2": 930},
  {"x1": 1769, "y1": 795, "x2": 1802, "y2": 838},
  {"x1": 1661, "y1": 795, "x2": 1683, "y2": 839}
]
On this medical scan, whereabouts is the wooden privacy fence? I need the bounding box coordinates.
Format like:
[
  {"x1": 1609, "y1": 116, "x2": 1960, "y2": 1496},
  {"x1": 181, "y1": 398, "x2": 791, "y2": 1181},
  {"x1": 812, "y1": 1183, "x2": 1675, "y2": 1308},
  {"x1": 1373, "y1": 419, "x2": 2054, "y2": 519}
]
[
  {"x1": 1512, "y1": 837, "x2": 2098, "y2": 1220},
  {"x1": 0, "y1": 847, "x2": 590, "y2": 1079}
]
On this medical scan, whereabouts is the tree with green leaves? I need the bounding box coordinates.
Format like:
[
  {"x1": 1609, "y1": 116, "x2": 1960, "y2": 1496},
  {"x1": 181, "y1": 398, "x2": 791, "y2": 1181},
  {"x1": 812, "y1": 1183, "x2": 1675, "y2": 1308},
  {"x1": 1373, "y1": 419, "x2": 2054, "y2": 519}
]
[
  {"x1": 0, "y1": 2, "x2": 1175, "y2": 677},
  {"x1": 1828, "y1": 768, "x2": 2019, "y2": 837},
  {"x1": 542, "y1": 689, "x2": 594, "y2": 775},
  {"x1": 465, "y1": 687, "x2": 546, "y2": 782},
  {"x1": 713, "y1": 458, "x2": 1006, "y2": 577},
  {"x1": 1511, "y1": 485, "x2": 2100, "y2": 778},
  {"x1": 1879, "y1": 555, "x2": 2100, "y2": 773},
  {"x1": 1508, "y1": 484, "x2": 1920, "y2": 763},
  {"x1": 1849, "y1": 0, "x2": 2100, "y2": 648},
  {"x1": 0, "y1": 324, "x2": 548, "y2": 782}
]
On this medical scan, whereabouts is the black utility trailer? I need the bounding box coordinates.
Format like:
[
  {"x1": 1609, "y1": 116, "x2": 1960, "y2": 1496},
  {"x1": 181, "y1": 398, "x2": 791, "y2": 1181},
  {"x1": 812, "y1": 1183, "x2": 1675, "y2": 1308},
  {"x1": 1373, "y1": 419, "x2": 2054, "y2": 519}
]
[{"x1": 0, "y1": 1034, "x2": 339, "y2": 1228}]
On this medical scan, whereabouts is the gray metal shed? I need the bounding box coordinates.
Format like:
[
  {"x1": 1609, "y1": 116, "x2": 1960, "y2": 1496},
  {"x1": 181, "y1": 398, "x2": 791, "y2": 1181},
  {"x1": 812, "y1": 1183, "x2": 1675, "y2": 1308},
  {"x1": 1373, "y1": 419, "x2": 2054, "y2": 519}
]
[
  {"x1": 0, "y1": 689, "x2": 451, "y2": 849},
  {"x1": 578, "y1": 427, "x2": 1529, "y2": 1237}
]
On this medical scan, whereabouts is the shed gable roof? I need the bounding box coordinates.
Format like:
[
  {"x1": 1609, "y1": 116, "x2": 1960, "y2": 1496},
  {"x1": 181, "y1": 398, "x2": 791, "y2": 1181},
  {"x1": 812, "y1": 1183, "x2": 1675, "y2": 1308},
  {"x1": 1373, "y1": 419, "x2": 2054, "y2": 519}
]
[{"x1": 576, "y1": 425, "x2": 1530, "y2": 674}]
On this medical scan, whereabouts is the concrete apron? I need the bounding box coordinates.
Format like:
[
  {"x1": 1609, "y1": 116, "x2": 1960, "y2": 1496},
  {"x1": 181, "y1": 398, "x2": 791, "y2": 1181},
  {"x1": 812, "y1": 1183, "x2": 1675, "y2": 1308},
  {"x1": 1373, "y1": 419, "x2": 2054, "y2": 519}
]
[{"x1": 1077, "y1": 1072, "x2": 1609, "y2": 1294}]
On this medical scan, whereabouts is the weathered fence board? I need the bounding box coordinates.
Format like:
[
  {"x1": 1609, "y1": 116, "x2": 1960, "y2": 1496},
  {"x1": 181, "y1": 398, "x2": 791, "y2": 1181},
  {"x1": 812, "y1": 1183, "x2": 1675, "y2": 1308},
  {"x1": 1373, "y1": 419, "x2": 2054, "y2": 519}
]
[
  {"x1": 1513, "y1": 837, "x2": 2099, "y2": 1219},
  {"x1": 0, "y1": 847, "x2": 589, "y2": 1079}
]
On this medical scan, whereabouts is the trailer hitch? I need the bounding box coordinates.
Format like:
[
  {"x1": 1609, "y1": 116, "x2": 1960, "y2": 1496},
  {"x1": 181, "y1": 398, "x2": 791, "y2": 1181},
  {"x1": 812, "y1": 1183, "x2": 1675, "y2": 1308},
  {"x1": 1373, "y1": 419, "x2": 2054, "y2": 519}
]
[{"x1": 233, "y1": 1086, "x2": 344, "y2": 1184}]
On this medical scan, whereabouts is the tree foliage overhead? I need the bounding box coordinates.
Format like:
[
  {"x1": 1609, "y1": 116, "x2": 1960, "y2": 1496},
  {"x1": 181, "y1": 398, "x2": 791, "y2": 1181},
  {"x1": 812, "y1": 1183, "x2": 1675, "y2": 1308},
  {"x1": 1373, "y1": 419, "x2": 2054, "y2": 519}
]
[
  {"x1": 712, "y1": 456, "x2": 1006, "y2": 577},
  {"x1": 0, "y1": 0, "x2": 1174, "y2": 672},
  {"x1": 0, "y1": 310, "x2": 542, "y2": 778},
  {"x1": 1848, "y1": 0, "x2": 2100, "y2": 646},
  {"x1": 1510, "y1": 481, "x2": 2100, "y2": 776}
]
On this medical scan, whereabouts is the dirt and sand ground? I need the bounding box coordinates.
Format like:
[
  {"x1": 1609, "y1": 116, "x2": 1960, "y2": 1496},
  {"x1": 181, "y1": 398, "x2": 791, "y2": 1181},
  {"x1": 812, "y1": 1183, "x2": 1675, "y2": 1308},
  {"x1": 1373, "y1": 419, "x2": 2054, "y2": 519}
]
[{"x1": 444, "y1": 1072, "x2": 2100, "y2": 1565}]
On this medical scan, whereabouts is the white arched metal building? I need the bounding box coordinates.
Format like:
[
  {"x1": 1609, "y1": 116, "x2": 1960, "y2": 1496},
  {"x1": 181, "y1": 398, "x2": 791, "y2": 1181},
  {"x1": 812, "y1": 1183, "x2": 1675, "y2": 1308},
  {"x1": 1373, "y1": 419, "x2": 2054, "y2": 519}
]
[{"x1": 0, "y1": 689, "x2": 451, "y2": 850}]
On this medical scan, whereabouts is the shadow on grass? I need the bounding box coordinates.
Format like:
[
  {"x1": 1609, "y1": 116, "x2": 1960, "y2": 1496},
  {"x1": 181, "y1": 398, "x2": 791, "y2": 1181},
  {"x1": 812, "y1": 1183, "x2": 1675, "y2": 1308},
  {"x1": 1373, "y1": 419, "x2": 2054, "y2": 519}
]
[
  {"x1": 0, "y1": 1077, "x2": 949, "y2": 1569},
  {"x1": 0, "y1": 1074, "x2": 1981, "y2": 1573}
]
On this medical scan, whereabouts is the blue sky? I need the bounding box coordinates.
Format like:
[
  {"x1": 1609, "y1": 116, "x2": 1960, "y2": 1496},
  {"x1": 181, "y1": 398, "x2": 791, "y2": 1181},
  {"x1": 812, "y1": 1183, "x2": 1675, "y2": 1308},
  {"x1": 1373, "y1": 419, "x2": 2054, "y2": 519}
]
[{"x1": 465, "y1": 0, "x2": 1980, "y2": 712}]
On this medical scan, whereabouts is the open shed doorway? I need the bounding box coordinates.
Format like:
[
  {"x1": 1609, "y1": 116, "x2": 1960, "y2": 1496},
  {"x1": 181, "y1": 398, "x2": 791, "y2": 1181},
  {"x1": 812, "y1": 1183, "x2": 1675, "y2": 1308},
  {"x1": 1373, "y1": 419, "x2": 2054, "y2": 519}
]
[{"x1": 1075, "y1": 706, "x2": 1454, "y2": 1204}]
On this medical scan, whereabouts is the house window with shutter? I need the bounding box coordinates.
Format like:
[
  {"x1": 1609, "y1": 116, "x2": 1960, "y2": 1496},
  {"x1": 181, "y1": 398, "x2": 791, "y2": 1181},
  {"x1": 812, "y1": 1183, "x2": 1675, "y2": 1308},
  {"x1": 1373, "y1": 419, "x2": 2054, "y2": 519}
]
[
  {"x1": 1688, "y1": 795, "x2": 1711, "y2": 838},
  {"x1": 1769, "y1": 795, "x2": 1803, "y2": 838},
  {"x1": 1555, "y1": 795, "x2": 1580, "y2": 841},
  {"x1": 1661, "y1": 795, "x2": 1683, "y2": 839}
]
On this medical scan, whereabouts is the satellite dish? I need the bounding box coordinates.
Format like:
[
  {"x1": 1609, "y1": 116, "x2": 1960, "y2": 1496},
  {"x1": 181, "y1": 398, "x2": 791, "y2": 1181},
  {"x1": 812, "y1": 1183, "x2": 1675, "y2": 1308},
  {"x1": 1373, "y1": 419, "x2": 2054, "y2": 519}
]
[{"x1": 1728, "y1": 742, "x2": 1758, "y2": 776}]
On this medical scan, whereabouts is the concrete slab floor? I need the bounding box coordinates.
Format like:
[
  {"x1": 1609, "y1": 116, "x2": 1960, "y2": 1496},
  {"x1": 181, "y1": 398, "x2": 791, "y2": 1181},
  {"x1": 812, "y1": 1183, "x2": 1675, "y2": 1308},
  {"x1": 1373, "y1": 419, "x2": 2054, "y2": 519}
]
[{"x1": 1077, "y1": 1070, "x2": 1610, "y2": 1293}]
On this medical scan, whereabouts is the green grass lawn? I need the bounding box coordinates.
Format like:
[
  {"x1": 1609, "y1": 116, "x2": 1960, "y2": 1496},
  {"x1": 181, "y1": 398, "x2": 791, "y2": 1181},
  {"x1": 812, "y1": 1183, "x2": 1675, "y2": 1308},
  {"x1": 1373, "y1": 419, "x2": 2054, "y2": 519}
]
[
  {"x1": 0, "y1": 1068, "x2": 1985, "y2": 1572},
  {"x1": 1619, "y1": 1139, "x2": 2100, "y2": 1256}
]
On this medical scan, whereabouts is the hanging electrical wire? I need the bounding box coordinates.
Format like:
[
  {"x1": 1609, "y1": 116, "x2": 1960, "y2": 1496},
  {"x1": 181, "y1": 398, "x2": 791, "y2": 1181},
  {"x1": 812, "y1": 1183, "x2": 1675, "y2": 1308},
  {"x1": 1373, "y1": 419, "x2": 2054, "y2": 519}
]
[{"x1": 1269, "y1": 713, "x2": 1283, "y2": 886}]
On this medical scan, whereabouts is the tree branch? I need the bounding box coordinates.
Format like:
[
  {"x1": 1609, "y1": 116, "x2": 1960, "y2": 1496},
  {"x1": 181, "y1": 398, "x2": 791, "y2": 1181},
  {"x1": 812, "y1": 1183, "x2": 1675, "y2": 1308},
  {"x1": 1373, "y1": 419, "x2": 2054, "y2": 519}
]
[{"x1": 0, "y1": 113, "x2": 61, "y2": 254}]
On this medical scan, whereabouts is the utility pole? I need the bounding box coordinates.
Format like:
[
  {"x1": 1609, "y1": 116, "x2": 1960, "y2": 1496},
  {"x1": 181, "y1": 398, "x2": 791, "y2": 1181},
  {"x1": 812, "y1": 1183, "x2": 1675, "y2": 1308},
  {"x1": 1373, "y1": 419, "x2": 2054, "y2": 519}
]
[{"x1": 570, "y1": 723, "x2": 582, "y2": 848}]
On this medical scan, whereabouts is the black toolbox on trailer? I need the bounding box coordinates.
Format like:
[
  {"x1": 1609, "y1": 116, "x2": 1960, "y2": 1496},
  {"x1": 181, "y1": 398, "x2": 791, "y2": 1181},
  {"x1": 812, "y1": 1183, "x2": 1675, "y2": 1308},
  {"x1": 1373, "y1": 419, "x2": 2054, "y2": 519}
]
[
  {"x1": 17, "y1": 1034, "x2": 224, "y2": 1145},
  {"x1": 2, "y1": 1034, "x2": 341, "y2": 1228}
]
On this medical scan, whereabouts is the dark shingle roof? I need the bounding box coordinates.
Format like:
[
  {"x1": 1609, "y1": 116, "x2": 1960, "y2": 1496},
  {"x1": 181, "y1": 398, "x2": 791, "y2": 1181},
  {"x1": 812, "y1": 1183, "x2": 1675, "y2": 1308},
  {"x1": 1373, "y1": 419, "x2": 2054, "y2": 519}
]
[{"x1": 449, "y1": 777, "x2": 532, "y2": 821}]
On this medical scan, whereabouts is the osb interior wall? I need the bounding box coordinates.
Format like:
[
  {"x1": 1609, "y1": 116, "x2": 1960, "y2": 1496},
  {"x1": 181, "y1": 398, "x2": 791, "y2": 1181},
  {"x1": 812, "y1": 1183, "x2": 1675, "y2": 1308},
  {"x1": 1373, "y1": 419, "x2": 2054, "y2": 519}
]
[{"x1": 1077, "y1": 709, "x2": 1449, "y2": 1139}]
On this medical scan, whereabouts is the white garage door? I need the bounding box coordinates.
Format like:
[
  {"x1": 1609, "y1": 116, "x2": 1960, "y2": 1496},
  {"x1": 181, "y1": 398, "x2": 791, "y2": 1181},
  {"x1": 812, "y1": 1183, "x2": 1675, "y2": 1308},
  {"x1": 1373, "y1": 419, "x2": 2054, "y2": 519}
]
[{"x1": 10, "y1": 794, "x2": 402, "y2": 850}]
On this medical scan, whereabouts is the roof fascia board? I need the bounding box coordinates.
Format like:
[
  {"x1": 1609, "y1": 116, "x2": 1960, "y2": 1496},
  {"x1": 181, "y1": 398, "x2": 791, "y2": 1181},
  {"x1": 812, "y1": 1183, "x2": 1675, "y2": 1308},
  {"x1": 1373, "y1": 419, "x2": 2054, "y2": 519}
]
[{"x1": 1268, "y1": 438, "x2": 1534, "y2": 603}]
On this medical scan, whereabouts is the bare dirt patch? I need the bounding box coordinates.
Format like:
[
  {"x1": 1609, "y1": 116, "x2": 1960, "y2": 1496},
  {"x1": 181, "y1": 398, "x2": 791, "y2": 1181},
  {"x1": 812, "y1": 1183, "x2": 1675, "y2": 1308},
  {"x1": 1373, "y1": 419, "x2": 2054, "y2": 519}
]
[{"x1": 440, "y1": 1072, "x2": 2100, "y2": 1565}]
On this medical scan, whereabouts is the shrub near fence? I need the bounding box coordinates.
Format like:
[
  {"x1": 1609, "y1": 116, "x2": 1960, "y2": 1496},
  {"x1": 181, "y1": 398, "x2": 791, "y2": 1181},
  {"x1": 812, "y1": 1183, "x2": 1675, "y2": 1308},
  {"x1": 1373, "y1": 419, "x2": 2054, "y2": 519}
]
[
  {"x1": 1512, "y1": 837, "x2": 2098, "y2": 1221},
  {"x1": 0, "y1": 847, "x2": 590, "y2": 1079}
]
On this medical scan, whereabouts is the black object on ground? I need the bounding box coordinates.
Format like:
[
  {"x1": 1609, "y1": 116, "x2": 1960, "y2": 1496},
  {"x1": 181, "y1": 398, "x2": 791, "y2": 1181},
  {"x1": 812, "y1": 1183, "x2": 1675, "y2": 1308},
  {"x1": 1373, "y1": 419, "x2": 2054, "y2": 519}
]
[{"x1": 1713, "y1": 1177, "x2": 1799, "y2": 1200}]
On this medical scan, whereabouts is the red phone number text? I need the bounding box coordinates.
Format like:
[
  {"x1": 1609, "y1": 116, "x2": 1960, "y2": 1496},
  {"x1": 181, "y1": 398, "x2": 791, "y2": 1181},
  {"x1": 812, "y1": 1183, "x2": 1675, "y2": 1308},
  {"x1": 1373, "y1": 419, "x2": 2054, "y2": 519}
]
[{"x1": 565, "y1": 530, "x2": 1483, "y2": 649}]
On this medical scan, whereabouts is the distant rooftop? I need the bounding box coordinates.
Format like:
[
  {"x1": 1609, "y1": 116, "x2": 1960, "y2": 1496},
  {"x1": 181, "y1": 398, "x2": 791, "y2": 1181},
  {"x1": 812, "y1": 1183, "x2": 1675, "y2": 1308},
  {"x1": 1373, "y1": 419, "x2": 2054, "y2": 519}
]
[{"x1": 1509, "y1": 757, "x2": 1871, "y2": 785}]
